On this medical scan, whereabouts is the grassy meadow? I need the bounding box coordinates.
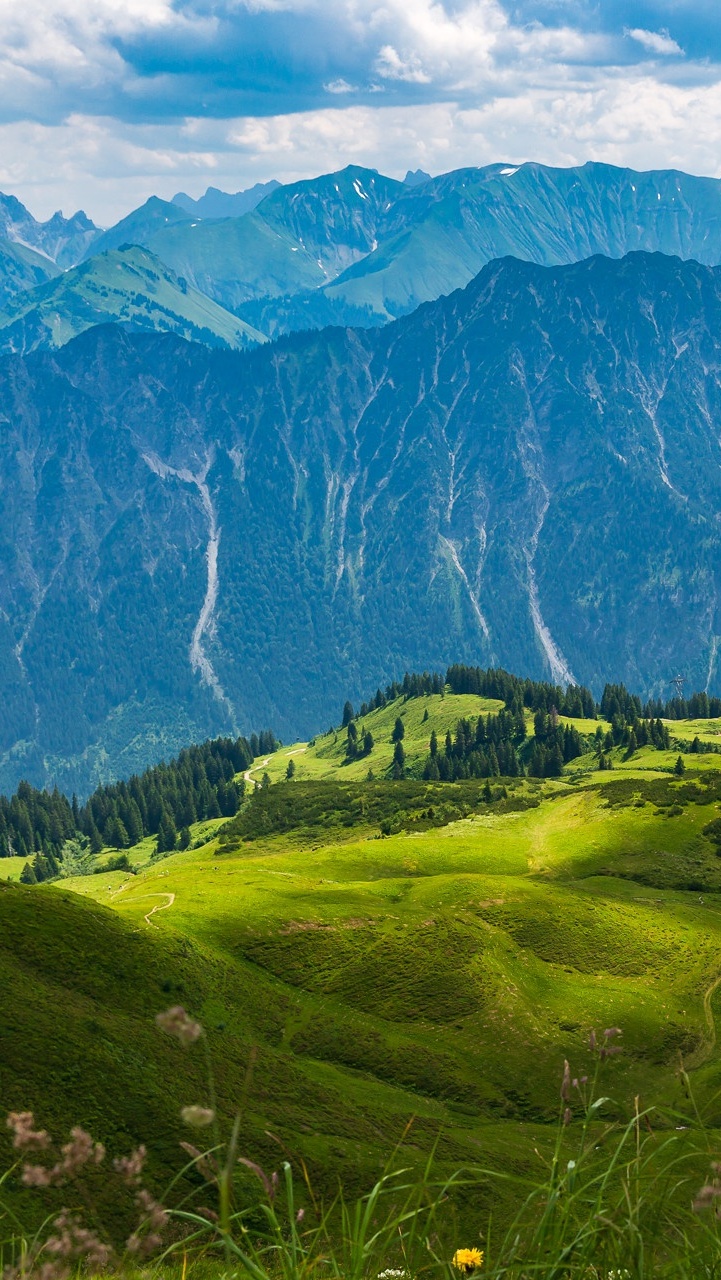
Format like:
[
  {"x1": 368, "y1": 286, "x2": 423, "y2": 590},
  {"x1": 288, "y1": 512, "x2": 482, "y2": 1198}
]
[{"x1": 6, "y1": 691, "x2": 721, "y2": 1269}]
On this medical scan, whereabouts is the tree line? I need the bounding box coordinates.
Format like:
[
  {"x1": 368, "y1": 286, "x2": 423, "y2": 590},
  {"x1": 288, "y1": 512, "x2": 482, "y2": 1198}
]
[
  {"x1": 2, "y1": 729, "x2": 279, "y2": 880},
  {"x1": 422, "y1": 707, "x2": 585, "y2": 781},
  {"x1": 445, "y1": 665, "x2": 597, "y2": 719}
]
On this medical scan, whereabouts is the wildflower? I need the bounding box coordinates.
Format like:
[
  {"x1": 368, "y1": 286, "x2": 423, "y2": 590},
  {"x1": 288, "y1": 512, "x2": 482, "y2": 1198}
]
[
  {"x1": 113, "y1": 1145, "x2": 146, "y2": 1185},
  {"x1": 563, "y1": 1107, "x2": 572, "y2": 1126},
  {"x1": 155, "y1": 1005, "x2": 202, "y2": 1045},
  {"x1": 693, "y1": 1182, "x2": 721, "y2": 1211},
  {"x1": 180, "y1": 1105, "x2": 215, "y2": 1128},
  {"x1": 57, "y1": 1127, "x2": 104, "y2": 1175},
  {"x1": 378, "y1": 1270, "x2": 407, "y2": 1278},
  {"x1": 588, "y1": 1027, "x2": 623, "y2": 1060},
  {"x1": 42, "y1": 1211, "x2": 112, "y2": 1271},
  {"x1": 296, "y1": 1208, "x2": 305, "y2": 1224},
  {"x1": 180, "y1": 1140, "x2": 219, "y2": 1182},
  {"x1": 21, "y1": 1164, "x2": 54, "y2": 1187},
  {"x1": 560, "y1": 1059, "x2": 571, "y2": 1101},
  {"x1": 452, "y1": 1248, "x2": 484, "y2": 1273},
  {"x1": 127, "y1": 1188, "x2": 169, "y2": 1258},
  {"x1": 6, "y1": 1112, "x2": 50, "y2": 1151}
]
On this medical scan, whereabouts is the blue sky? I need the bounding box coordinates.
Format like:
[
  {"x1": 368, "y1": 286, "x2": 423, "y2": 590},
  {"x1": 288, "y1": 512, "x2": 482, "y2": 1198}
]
[{"x1": 0, "y1": 0, "x2": 719, "y2": 223}]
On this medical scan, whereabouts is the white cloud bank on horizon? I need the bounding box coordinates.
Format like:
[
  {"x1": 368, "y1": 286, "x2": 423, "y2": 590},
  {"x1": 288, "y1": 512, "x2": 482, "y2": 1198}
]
[{"x1": 0, "y1": 0, "x2": 714, "y2": 222}]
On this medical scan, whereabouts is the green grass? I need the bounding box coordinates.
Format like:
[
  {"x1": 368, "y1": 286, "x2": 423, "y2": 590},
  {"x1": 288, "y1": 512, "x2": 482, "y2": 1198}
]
[
  {"x1": 0, "y1": 855, "x2": 32, "y2": 881},
  {"x1": 249, "y1": 693, "x2": 508, "y2": 784},
  {"x1": 8, "y1": 696, "x2": 721, "y2": 1244}
]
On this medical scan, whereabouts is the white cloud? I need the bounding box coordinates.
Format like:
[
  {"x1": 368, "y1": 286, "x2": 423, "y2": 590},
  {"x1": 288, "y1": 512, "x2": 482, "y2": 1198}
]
[
  {"x1": 324, "y1": 78, "x2": 356, "y2": 94},
  {"x1": 0, "y1": 0, "x2": 713, "y2": 220},
  {"x1": 625, "y1": 28, "x2": 683, "y2": 57},
  {"x1": 375, "y1": 46, "x2": 432, "y2": 84},
  {"x1": 4, "y1": 71, "x2": 721, "y2": 225}
]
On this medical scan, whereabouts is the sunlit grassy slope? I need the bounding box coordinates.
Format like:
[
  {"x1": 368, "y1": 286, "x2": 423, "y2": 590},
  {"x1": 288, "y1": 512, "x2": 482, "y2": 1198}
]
[
  {"x1": 245, "y1": 690, "x2": 720, "y2": 784},
  {"x1": 6, "y1": 693, "x2": 721, "y2": 1223}
]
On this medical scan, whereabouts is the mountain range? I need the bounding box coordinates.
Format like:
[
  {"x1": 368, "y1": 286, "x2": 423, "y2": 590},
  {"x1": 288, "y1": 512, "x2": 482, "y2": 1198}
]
[
  {"x1": 4, "y1": 161, "x2": 721, "y2": 348},
  {"x1": 2, "y1": 247, "x2": 721, "y2": 793}
]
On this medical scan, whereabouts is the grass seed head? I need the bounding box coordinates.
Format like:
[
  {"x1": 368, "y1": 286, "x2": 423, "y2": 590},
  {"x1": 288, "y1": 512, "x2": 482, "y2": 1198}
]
[
  {"x1": 180, "y1": 1105, "x2": 215, "y2": 1128},
  {"x1": 560, "y1": 1059, "x2": 571, "y2": 1101},
  {"x1": 155, "y1": 1005, "x2": 202, "y2": 1045},
  {"x1": 113, "y1": 1145, "x2": 146, "y2": 1185},
  {"x1": 6, "y1": 1112, "x2": 50, "y2": 1151}
]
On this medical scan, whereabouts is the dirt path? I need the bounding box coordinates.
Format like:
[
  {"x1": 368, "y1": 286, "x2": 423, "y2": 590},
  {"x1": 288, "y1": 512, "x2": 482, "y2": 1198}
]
[
  {"x1": 143, "y1": 893, "x2": 176, "y2": 927},
  {"x1": 243, "y1": 756, "x2": 270, "y2": 786},
  {"x1": 243, "y1": 746, "x2": 307, "y2": 788},
  {"x1": 686, "y1": 970, "x2": 721, "y2": 1070}
]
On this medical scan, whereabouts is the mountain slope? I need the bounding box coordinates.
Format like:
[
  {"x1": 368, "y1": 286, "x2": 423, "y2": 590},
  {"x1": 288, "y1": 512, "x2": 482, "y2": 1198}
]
[
  {"x1": 0, "y1": 245, "x2": 264, "y2": 353},
  {"x1": 87, "y1": 196, "x2": 194, "y2": 258},
  {"x1": 3, "y1": 250, "x2": 721, "y2": 790},
  {"x1": 114, "y1": 167, "x2": 405, "y2": 317},
  {"x1": 96, "y1": 161, "x2": 721, "y2": 337},
  {"x1": 6, "y1": 749, "x2": 721, "y2": 1233},
  {"x1": 0, "y1": 240, "x2": 60, "y2": 309},
  {"x1": 318, "y1": 161, "x2": 721, "y2": 323},
  {"x1": 0, "y1": 192, "x2": 101, "y2": 266}
]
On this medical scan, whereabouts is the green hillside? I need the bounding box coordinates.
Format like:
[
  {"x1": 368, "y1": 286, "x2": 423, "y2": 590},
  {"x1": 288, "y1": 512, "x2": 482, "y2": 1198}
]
[
  {"x1": 0, "y1": 240, "x2": 59, "y2": 309},
  {"x1": 0, "y1": 244, "x2": 265, "y2": 353},
  {"x1": 6, "y1": 681, "x2": 721, "y2": 1247}
]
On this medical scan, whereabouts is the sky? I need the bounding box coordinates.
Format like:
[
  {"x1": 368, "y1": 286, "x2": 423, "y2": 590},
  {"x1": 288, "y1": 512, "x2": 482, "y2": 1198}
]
[{"x1": 0, "y1": 0, "x2": 720, "y2": 225}]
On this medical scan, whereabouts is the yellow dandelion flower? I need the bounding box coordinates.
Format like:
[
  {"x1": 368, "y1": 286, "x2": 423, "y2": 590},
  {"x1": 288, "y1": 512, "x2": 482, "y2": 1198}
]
[{"x1": 451, "y1": 1248, "x2": 484, "y2": 1273}]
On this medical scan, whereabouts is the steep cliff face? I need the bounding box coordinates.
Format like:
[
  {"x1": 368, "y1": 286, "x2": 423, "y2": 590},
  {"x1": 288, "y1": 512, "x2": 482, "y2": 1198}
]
[{"x1": 2, "y1": 251, "x2": 721, "y2": 792}]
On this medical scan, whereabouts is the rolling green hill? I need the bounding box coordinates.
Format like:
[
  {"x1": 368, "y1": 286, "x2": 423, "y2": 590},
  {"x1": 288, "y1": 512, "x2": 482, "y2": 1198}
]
[
  {"x1": 0, "y1": 245, "x2": 264, "y2": 353},
  {"x1": 6, "y1": 683, "x2": 721, "y2": 1238}
]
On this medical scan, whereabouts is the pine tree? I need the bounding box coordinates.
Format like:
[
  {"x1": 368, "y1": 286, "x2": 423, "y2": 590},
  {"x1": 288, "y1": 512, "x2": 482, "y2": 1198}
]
[
  {"x1": 178, "y1": 827, "x2": 191, "y2": 850},
  {"x1": 19, "y1": 861, "x2": 37, "y2": 884},
  {"x1": 392, "y1": 740, "x2": 406, "y2": 777},
  {"x1": 286, "y1": 758, "x2": 296, "y2": 780},
  {"x1": 363, "y1": 731, "x2": 374, "y2": 756},
  {"x1": 89, "y1": 822, "x2": 104, "y2": 855},
  {"x1": 156, "y1": 810, "x2": 177, "y2": 854},
  {"x1": 106, "y1": 816, "x2": 129, "y2": 849},
  {"x1": 342, "y1": 701, "x2": 355, "y2": 728},
  {"x1": 429, "y1": 730, "x2": 438, "y2": 757},
  {"x1": 124, "y1": 800, "x2": 144, "y2": 845},
  {"x1": 674, "y1": 755, "x2": 686, "y2": 776}
]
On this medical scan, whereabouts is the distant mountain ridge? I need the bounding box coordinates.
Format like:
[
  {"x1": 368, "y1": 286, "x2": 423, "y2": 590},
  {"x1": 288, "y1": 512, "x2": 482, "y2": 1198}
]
[
  {"x1": 0, "y1": 192, "x2": 101, "y2": 267},
  {"x1": 4, "y1": 160, "x2": 721, "y2": 347},
  {"x1": 83, "y1": 160, "x2": 721, "y2": 340},
  {"x1": 171, "y1": 180, "x2": 281, "y2": 218},
  {"x1": 2, "y1": 249, "x2": 721, "y2": 792},
  {"x1": 0, "y1": 244, "x2": 264, "y2": 354}
]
